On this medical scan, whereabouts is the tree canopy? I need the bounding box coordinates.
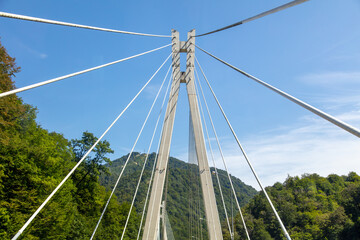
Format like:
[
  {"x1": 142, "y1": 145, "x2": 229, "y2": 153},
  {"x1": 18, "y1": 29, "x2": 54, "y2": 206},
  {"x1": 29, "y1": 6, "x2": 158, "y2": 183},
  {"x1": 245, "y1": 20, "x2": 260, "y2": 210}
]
[
  {"x1": 0, "y1": 39, "x2": 140, "y2": 240},
  {"x1": 226, "y1": 172, "x2": 360, "y2": 240}
]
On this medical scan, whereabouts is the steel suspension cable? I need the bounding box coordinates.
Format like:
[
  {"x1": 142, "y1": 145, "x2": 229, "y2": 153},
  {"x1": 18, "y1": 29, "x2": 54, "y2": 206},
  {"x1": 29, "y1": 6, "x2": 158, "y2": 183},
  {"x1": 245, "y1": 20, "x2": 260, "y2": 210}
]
[
  {"x1": 195, "y1": 56, "x2": 292, "y2": 240},
  {"x1": 195, "y1": 68, "x2": 250, "y2": 240},
  {"x1": 197, "y1": 174, "x2": 202, "y2": 240},
  {"x1": 196, "y1": 166, "x2": 200, "y2": 240},
  {"x1": 163, "y1": 159, "x2": 170, "y2": 238},
  {"x1": 188, "y1": 117, "x2": 196, "y2": 239},
  {"x1": 194, "y1": 70, "x2": 232, "y2": 238},
  {"x1": 0, "y1": 12, "x2": 170, "y2": 38},
  {"x1": 196, "y1": 45, "x2": 360, "y2": 139},
  {"x1": 120, "y1": 65, "x2": 172, "y2": 240},
  {"x1": 136, "y1": 141, "x2": 162, "y2": 240},
  {"x1": 187, "y1": 149, "x2": 192, "y2": 239},
  {"x1": 231, "y1": 190, "x2": 234, "y2": 240},
  {"x1": 143, "y1": 67, "x2": 183, "y2": 239},
  {"x1": 136, "y1": 72, "x2": 172, "y2": 240},
  {"x1": 189, "y1": 80, "x2": 218, "y2": 240},
  {"x1": 11, "y1": 53, "x2": 171, "y2": 240},
  {"x1": 90, "y1": 54, "x2": 171, "y2": 240},
  {"x1": 0, "y1": 44, "x2": 171, "y2": 98},
  {"x1": 195, "y1": 0, "x2": 309, "y2": 37}
]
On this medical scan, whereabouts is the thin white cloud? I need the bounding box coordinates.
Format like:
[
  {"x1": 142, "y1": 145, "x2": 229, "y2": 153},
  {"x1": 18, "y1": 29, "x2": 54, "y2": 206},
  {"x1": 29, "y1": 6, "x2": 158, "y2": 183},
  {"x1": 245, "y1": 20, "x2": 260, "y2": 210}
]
[
  {"x1": 299, "y1": 71, "x2": 360, "y2": 86},
  {"x1": 15, "y1": 39, "x2": 48, "y2": 59},
  {"x1": 318, "y1": 95, "x2": 360, "y2": 108},
  {"x1": 26, "y1": 47, "x2": 48, "y2": 59},
  {"x1": 212, "y1": 111, "x2": 360, "y2": 190},
  {"x1": 171, "y1": 95, "x2": 360, "y2": 190},
  {"x1": 144, "y1": 84, "x2": 162, "y2": 99}
]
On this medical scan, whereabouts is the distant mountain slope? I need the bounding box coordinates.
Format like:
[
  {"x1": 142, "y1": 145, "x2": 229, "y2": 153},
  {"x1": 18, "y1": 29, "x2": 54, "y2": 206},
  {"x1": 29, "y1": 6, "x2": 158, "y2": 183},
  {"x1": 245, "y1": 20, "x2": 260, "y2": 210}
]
[{"x1": 99, "y1": 152, "x2": 258, "y2": 239}]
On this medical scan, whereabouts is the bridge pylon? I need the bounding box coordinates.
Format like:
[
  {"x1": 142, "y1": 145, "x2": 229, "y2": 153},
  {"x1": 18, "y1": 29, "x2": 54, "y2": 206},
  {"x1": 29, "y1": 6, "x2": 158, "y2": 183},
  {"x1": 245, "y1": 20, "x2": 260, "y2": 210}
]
[{"x1": 142, "y1": 29, "x2": 223, "y2": 240}]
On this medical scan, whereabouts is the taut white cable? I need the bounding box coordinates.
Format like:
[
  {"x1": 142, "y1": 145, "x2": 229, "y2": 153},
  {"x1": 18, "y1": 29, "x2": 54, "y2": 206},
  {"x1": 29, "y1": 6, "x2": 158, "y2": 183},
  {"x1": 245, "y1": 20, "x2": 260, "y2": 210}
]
[
  {"x1": 144, "y1": 69, "x2": 180, "y2": 240},
  {"x1": 195, "y1": 57, "x2": 291, "y2": 240},
  {"x1": 0, "y1": 44, "x2": 171, "y2": 98},
  {"x1": 194, "y1": 70, "x2": 233, "y2": 238},
  {"x1": 196, "y1": 45, "x2": 360, "y2": 139},
  {"x1": 136, "y1": 72, "x2": 172, "y2": 240},
  {"x1": 120, "y1": 65, "x2": 172, "y2": 240},
  {"x1": 90, "y1": 54, "x2": 171, "y2": 240},
  {"x1": 11, "y1": 53, "x2": 171, "y2": 240},
  {"x1": 195, "y1": 68, "x2": 250, "y2": 239},
  {"x1": 196, "y1": 0, "x2": 309, "y2": 37},
  {"x1": 0, "y1": 12, "x2": 170, "y2": 38}
]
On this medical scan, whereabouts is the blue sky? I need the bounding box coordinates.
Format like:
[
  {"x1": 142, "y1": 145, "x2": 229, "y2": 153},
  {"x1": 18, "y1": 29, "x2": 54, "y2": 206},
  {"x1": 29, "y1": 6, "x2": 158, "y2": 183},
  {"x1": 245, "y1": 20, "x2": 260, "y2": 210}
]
[{"x1": 1, "y1": 0, "x2": 360, "y2": 189}]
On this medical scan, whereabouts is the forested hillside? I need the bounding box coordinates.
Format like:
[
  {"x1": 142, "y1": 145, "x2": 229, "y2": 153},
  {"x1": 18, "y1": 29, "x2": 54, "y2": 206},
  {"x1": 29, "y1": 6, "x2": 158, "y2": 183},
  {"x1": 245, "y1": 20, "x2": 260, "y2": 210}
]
[
  {"x1": 0, "y1": 40, "x2": 139, "y2": 240},
  {"x1": 99, "y1": 153, "x2": 258, "y2": 239},
  {"x1": 226, "y1": 172, "x2": 360, "y2": 240}
]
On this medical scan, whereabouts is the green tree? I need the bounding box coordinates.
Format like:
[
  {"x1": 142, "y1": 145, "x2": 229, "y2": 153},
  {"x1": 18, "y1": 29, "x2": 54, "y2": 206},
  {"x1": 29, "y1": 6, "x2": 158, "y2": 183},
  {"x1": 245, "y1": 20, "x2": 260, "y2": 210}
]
[
  {"x1": 0, "y1": 38, "x2": 77, "y2": 238},
  {"x1": 70, "y1": 132, "x2": 113, "y2": 215},
  {"x1": 71, "y1": 131, "x2": 113, "y2": 187}
]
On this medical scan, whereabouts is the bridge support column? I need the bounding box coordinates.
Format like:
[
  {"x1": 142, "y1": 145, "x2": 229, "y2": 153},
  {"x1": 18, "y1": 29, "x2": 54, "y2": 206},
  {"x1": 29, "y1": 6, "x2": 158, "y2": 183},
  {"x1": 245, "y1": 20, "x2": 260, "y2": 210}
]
[
  {"x1": 142, "y1": 29, "x2": 222, "y2": 240},
  {"x1": 185, "y1": 29, "x2": 223, "y2": 240},
  {"x1": 142, "y1": 29, "x2": 181, "y2": 240}
]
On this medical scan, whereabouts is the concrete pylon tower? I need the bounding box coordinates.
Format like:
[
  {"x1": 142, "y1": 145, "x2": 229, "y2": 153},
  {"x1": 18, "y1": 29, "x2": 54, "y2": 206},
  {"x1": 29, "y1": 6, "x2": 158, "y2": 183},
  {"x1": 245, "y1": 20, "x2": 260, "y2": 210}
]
[{"x1": 142, "y1": 29, "x2": 223, "y2": 240}]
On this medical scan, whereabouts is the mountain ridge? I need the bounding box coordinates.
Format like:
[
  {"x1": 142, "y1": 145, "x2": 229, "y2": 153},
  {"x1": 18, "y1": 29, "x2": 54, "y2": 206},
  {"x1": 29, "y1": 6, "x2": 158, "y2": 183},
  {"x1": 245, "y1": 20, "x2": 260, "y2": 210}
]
[{"x1": 99, "y1": 152, "x2": 258, "y2": 239}]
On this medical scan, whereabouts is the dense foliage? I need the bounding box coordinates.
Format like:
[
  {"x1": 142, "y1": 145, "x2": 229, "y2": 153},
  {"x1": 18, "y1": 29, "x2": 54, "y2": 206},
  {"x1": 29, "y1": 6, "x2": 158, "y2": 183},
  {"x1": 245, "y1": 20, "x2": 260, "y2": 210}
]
[
  {"x1": 0, "y1": 40, "x2": 139, "y2": 239},
  {"x1": 99, "y1": 153, "x2": 258, "y2": 239},
  {"x1": 226, "y1": 172, "x2": 360, "y2": 240}
]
